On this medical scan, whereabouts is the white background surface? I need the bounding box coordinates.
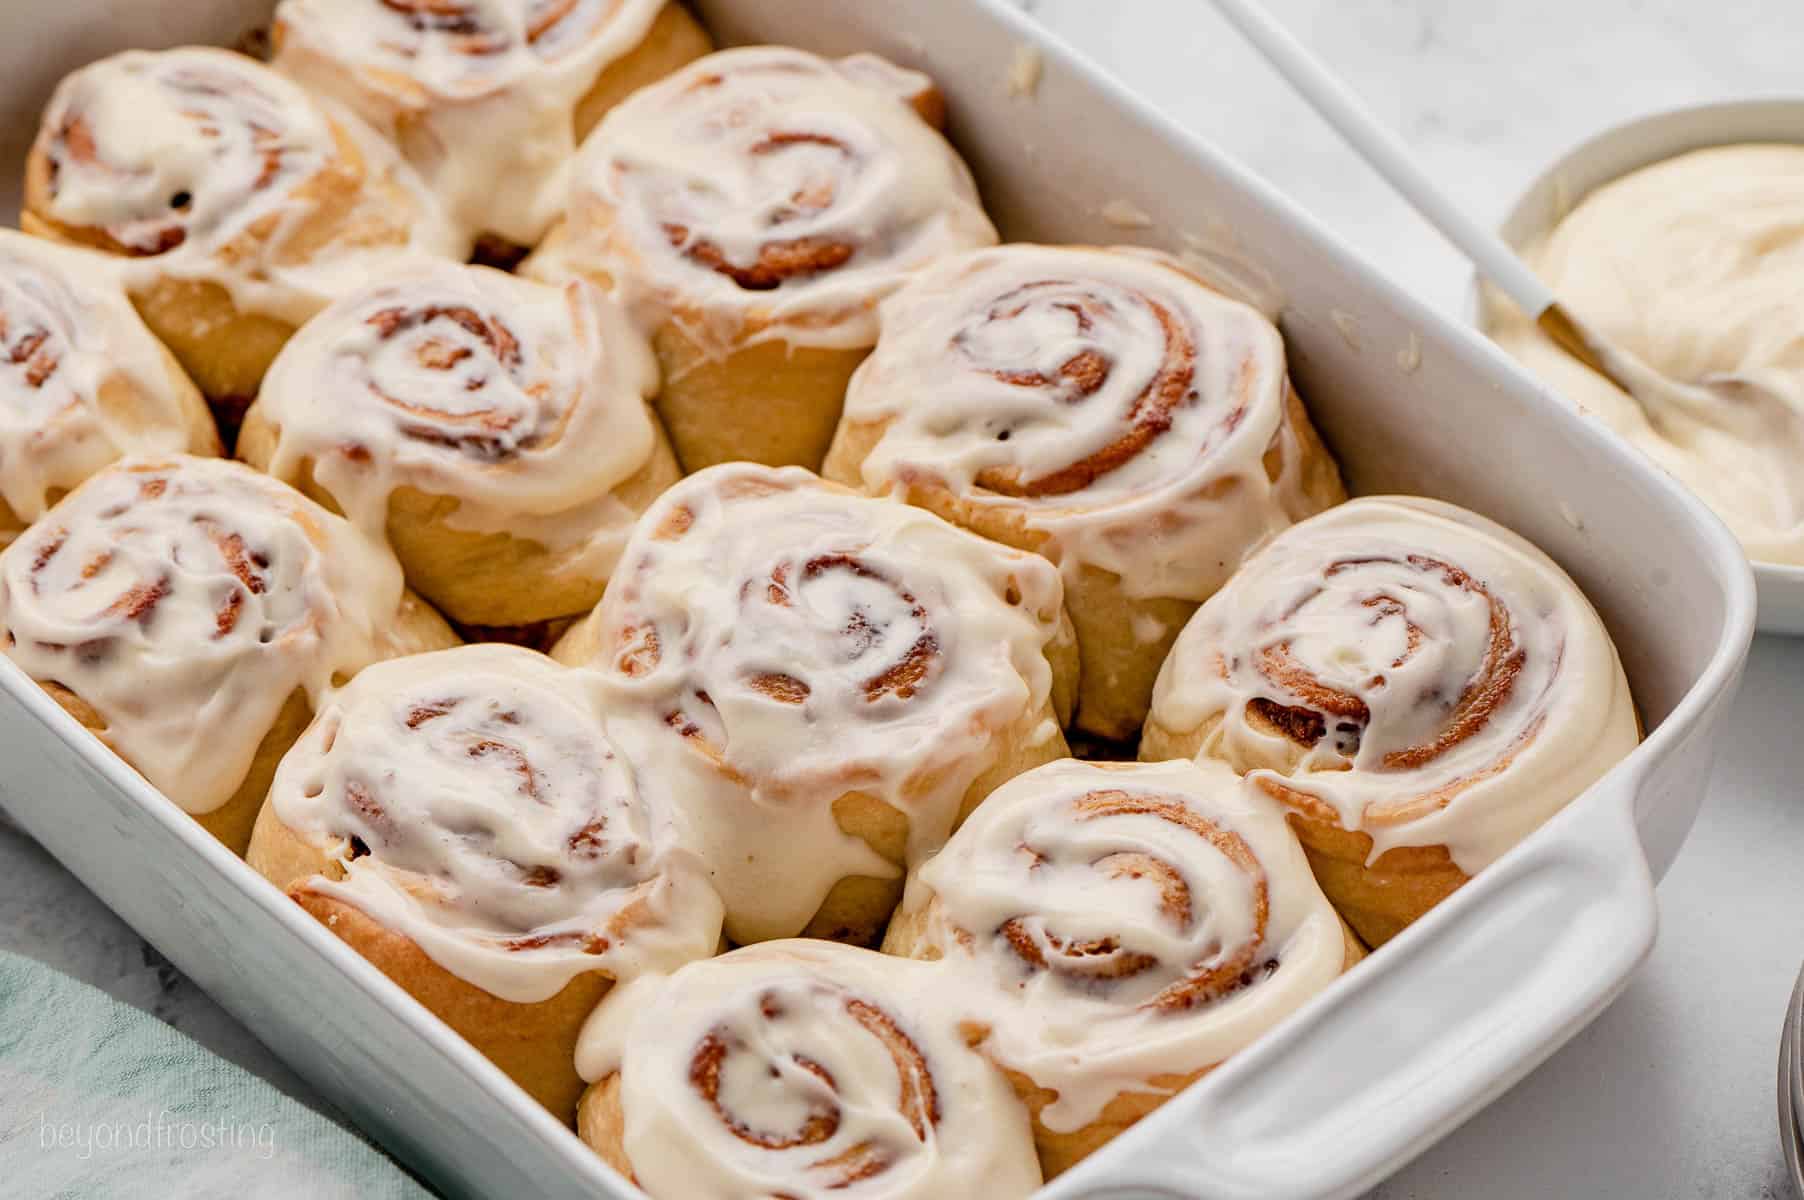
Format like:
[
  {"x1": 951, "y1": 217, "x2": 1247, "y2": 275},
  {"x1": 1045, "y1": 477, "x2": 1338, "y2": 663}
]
[{"x1": 2, "y1": 2, "x2": 1802, "y2": 1196}]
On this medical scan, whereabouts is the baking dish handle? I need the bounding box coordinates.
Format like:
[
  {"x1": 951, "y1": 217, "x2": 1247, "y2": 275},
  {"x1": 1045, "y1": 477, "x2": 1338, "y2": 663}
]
[{"x1": 1043, "y1": 769, "x2": 1657, "y2": 1200}]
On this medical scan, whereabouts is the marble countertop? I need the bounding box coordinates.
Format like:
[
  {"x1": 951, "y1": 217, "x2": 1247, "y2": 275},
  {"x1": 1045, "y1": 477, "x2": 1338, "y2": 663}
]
[{"x1": 5, "y1": 1, "x2": 1803, "y2": 1196}]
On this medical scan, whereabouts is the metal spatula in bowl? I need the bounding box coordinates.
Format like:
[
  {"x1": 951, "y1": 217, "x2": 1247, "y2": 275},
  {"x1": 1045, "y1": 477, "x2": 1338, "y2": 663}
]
[{"x1": 1204, "y1": 0, "x2": 1804, "y2": 447}]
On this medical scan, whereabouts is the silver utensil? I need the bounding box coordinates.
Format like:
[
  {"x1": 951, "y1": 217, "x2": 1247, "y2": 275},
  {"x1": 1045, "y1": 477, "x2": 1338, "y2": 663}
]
[
  {"x1": 1208, "y1": 0, "x2": 1804, "y2": 469},
  {"x1": 1780, "y1": 962, "x2": 1804, "y2": 1194}
]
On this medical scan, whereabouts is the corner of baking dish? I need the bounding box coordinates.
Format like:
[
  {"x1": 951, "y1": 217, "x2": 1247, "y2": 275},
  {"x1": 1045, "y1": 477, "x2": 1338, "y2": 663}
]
[
  {"x1": 0, "y1": 657, "x2": 636, "y2": 1199},
  {"x1": 941, "y1": 5, "x2": 1755, "y2": 1198}
]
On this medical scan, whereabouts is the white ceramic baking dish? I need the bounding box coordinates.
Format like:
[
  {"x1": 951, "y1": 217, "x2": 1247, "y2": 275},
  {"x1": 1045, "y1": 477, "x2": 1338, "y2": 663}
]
[
  {"x1": 1469, "y1": 98, "x2": 1804, "y2": 636},
  {"x1": 0, "y1": 3, "x2": 1756, "y2": 1198}
]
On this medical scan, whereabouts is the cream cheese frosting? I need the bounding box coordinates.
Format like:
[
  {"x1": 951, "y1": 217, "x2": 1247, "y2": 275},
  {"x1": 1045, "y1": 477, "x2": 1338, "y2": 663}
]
[
  {"x1": 1489, "y1": 143, "x2": 1804, "y2": 565},
  {"x1": 835, "y1": 243, "x2": 1331, "y2": 603},
  {"x1": 1146, "y1": 496, "x2": 1639, "y2": 873},
  {"x1": 268, "y1": 643, "x2": 723, "y2": 1004},
  {"x1": 252, "y1": 261, "x2": 661, "y2": 583},
  {"x1": 29, "y1": 47, "x2": 461, "y2": 328},
  {"x1": 273, "y1": 0, "x2": 671, "y2": 247},
  {"x1": 893, "y1": 757, "x2": 1350, "y2": 1134},
  {"x1": 558, "y1": 45, "x2": 999, "y2": 355},
  {"x1": 575, "y1": 939, "x2": 1042, "y2": 1198},
  {"x1": 555, "y1": 463, "x2": 1069, "y2": 944},
  {"x1": 0, "y1": 456, "x2": 409, "y2": 814},
  {"x1": 0, "y1": 232, "x2": 214, "y2": 538}
]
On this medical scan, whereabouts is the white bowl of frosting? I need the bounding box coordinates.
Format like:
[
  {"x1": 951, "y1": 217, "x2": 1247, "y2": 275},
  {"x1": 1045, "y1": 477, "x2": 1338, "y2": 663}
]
[{"x1": 1471, "y1": 99, "x2": 1804, "y2": 635}]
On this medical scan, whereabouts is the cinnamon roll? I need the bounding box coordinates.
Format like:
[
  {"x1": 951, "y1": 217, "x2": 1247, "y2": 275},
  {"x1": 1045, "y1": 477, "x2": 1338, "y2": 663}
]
[
  {"x1": 272, "y1": 0, "x2": 712, "y2": 251},
  {"x1": 247, "y1": 643, "x2": 723, "y2": 1122},
  {"x1": 0, "y1": 232, "x2": 218, "y2": 547},
  {"x1": 824, "y1": 244, "x2": 1345, "y2": 740},
  {"x1": 573, "y1": 939, "x2": 1042, "y2": 1198},
  {"x1": 237, "y1": 262, "x2": 678, "y2": 630},
  {"x1": 536, "y1": 45, "x2": 998, "y2": 473},
  {"x1": 21, "y1": 47, "x2": 460, "y2": 438},
  {"x1": 1141, "y1": 496, "x2": 1640, "y2": 945},
  {"x1": 884, "y1": 757, "x2": 1361, "y2": 1178},
  {"x1": 0, "y1": 455, "x2": 458, "y2": 854},
  {"x1": 551, "y1": 463, "x2": 1078, "y2": 947}
]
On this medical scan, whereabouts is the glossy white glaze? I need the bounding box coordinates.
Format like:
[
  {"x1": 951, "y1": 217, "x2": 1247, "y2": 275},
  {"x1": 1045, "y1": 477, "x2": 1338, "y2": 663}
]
[
  {"x1": 273, "y1": 0, "x2": 670, "y2": 247},
  {"x1": 0, "y1": 456, "x2": 407, "y2": 813},
  {"x1": 841, "y1": 243, "x2": 1328, "y2": 602},
  {"x1": 558, "y1": 46, "x2": 997, "y2": 354},
  {"x1": 558, "y1": 462, "x2": 1067, "y2": 943},
  {"x1": 898, "y1": 757, "x2": 1349, "y2": 1132},
  {"x1": 30, "y1": 47, "x2": 460, "y2": 327},
  {"x1": 576, "y1": 939, "x2": 1042, "y2": 1198},
  {"x1": 1149, "y1": 496, "x2": 1639, "y2": 872},
  {"x1": 271, "y1": 643, "x2": 723, "y2": 1004},
  {"x1": 256, "y1": 261, "x2": 659, "y2": 580},
  {"x1": 0, "y1": 232, "x2": 210, "y2": 536}
]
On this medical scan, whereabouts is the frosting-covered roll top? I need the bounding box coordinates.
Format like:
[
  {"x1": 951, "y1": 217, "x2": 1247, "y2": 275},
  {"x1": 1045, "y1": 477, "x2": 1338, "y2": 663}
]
[
  {"x1": 273, "y1": 0, "x2": 688, "y2": 246},
  {"x1": 28, "y1": 48, "x2": 340, "y2": 259},
  {"x1": 0, "y1": 456, "x2": 405, "y2": 813},
  {"x1": 280, "y1": 0, "x2": 668, "y2": 99},
  {"x1": 24, "y1": 46, "x2": 461, "y2": 339},
  {"x1": 564, "y1": 463, "x2": 1069, "y2": 942},
  {"x1": 565, "y1": 45, "x2": 998, "y2": 349},
  {"x1": 0, "y1": 233, "x2": 214, "y2": 535},
  {"x1": 576, "y1": 940, "x2": 1041, "y2": 1198},
  {"x1": 267, "y1": 644, "x2": 722, "y2": 1003},
  {"x1": 894, "y1": 758, "x2": 1350, "y2": 1136},
  {"x1": 1147, "y1": 496, "x2": 1639, "y2": 871},
  {"x1": 252, "y1": 262, "x2": 660, "y2": 575},
  {"x1": 839, "y1": 244, "x2": 1332, "y2": 600}
]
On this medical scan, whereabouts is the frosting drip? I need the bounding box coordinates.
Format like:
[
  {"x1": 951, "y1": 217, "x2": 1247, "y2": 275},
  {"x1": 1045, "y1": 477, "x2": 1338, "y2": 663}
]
[
  {"x1": 0, "y1": 456, "x2": 406, "y2": 813},
  {"x1": 273, "y1": 0, "x2": 670, "y2": 245},
  {"x1": 257, "y1": 261, "x2": 659, "y2": 573},
  {"x1": 1489, "y1": 144, "x2": 1804, "y2": 565},
  {"x1": 842, "y1": 245, "x2": 1326, "y2": 600},
  {"x1": 899, "y1": 758, "x2": 1348, "y2": 1133},
  {"x1": 1148, "y1": 496, "x2": 1639, "y2": 871},
  {"x1": 0, "y1": 233, "x2": 208, "y2": 533},
  {"x1": 271, "y1": 644, "x2": 722, "y2": 1003},
  {"x1": 562, "y1": 463, "x2": 1067, "y2": 943},
  {"x1": 562, "y1": 45, "x2": 998, "y2": 352},
  {"x1": 575, "y1": 940, "x2": 1042, "y2": 1198}
]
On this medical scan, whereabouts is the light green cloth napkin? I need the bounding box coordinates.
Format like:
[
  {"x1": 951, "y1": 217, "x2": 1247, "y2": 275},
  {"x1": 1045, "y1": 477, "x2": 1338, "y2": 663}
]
[{"x1": 0, "y1": 949, "x2": 433, "y2": 1199}]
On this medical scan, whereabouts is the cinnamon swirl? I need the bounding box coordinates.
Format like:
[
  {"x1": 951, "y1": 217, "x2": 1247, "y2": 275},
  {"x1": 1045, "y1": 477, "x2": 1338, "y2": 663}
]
[
  {"x1": 535, "y1": 45, "x2": 998, "y2": 472},
  {"x1": 551, "y1": 463, "x2": 1078, "y2": 947},
  {"x1": 883, "y1": 757, "x2": 1361, "y2": 1177},
  {"x1": 0, "y1": 232, "x2": 218, "y2": 547},
  {"x1": 247, "y1": 643, "x2": 723, "y2": 1122},
  {"x1": 573, "y1": 939, "x2": 1042, "y2": 1198},
  {"x1": 22, "y1": 47, "x2": 460, "y2": 438},
  {"x1": 272, "y1": 0, "x2": 712, "y2": 250},
  {"x1": 1142, "y1": 496, "x2": 1640, "y2": 945},
  {"x1": 824, "y1": 244, "x2": 1345, "y2": 740},
  {"x1": 0, "y1": 455, "x2": 458, "y2": 854},
  {"x1": 237, "y1": 261, "x2": 678, "y2": 630}
]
